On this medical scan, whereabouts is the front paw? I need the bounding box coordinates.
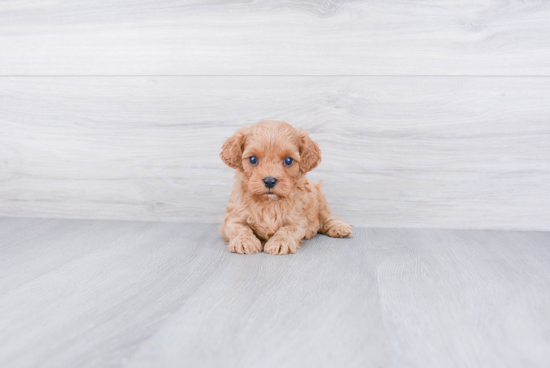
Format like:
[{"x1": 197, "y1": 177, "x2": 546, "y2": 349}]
[
  {"x1": 325, "y1": 222, "x2": 353, "y2": 238},
  {"x1": 228, "y1": 231, "x2": 263, "y2": 254},
  {"x1": 264, "y1": 234, "x2": 299, "y2": 255}
]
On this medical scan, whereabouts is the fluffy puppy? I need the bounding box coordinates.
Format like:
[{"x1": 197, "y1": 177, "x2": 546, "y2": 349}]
[{"x1": 220, "y1": 120, "x2": 352, "y2": 255}]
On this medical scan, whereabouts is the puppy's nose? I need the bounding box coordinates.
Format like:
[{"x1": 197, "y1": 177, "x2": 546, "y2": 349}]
[{"x1": 263, "y1": 177, "x2": 278, "y2": 189}]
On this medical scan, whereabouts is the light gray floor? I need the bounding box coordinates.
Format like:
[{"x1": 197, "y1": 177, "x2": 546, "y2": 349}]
[{"x1": 0, "y1": 217, "x2": 549, "y2": 368}]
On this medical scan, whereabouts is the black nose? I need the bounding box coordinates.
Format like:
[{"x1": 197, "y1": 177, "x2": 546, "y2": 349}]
[{"x1": 263, "y1": 177, "x2": 278, "y2": 189}]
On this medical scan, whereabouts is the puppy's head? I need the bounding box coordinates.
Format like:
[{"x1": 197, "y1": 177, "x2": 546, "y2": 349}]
[{"x1": 220, "y1": 121, "x2": 321, "y2": 201}]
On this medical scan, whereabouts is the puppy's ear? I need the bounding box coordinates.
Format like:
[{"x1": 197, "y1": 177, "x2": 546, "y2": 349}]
[
  {"x1": 298, "y1": 129, "x2": 321, "y2": 173},
  {"x1": 220, "y1": 126, "x2": 248, "y2": 169}
]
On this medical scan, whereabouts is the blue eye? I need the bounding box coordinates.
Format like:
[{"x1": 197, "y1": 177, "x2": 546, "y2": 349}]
[
  {"x1": 249, "y1": 156, "x2": 258, "y2": 165},
  {"x1": 283, "y1": 157, "x2": 294, "y2": 166}
]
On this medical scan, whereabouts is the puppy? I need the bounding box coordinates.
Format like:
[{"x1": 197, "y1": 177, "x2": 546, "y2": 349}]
[{"x1": 220, "y1": 120, "x2": 352, "y2": 255}]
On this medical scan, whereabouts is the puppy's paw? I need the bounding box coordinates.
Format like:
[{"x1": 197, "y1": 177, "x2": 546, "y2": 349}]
[
  {"x1": 264, "y1": 234, "x2": 299, "y2": 255},
  {"x1": 325, "y1": 222, "x2": 353, "y2": 238},
  {"x1": 228, "y1": 231, "x2": 263, "y2": 254}
]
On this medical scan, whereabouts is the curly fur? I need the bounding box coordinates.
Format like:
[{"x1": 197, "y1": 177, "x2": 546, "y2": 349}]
[{"x1": 220, "y1": 120, "x2": 352, "y2": 255}]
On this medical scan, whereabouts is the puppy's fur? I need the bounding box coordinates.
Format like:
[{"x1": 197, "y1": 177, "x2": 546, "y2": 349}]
[{"x1": 220, "y1": 121, "x2": 352, "y2": 255}]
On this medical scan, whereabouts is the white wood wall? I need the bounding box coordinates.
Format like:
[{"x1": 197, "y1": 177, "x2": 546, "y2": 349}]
[{"x1": 1, "y1": 1, "x2": 549, "y2": 230}]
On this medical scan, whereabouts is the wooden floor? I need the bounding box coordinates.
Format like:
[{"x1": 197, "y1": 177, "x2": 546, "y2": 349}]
[{"x1": 0, "y1": 217, "x2": 549, "y2": 368}]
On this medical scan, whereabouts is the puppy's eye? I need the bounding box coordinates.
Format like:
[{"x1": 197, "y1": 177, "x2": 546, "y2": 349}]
[
  {"x1": 283, "y1": 157, "x2": 294, "y2": 166},
  {"x1": 249, "y1": 156, "x2": 258, "y2": 165}
]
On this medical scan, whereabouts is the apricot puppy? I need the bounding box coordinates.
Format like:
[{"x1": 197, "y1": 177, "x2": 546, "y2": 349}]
[{"x1": 220, "y1": 121, "x2": 352, "y2": 255}]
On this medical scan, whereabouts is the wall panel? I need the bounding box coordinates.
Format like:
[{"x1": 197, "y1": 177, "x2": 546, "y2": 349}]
[
  {"x1": 1, "y1": 1, "x2": 549, "y2": 75},
  {"x1": 1, "y1": 77, "x2": 548, "y2": 229}
]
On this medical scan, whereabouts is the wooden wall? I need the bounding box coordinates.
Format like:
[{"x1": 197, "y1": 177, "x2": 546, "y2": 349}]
[{"x1": 1, "y1": 1, "x2": 549, "y2": 230}]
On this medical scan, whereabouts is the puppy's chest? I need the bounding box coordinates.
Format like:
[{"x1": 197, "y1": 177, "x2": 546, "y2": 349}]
[{"x1": 247, "y1": 205, "x2": 289, "y2": 240}]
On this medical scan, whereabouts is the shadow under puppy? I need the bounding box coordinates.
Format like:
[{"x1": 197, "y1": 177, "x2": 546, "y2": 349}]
[{"x1": 220, "y1": 120, "x2": 352, "y2": 255}]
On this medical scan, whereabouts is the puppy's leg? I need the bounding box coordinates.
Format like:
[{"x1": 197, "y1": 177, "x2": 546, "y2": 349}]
[
  {"x1": 320, "y1": 214, "x2": 353, "y2": 238},
  {"x1": 318, "y1": 190, "x2": 353, "y2": 238},
  {"x1": 264, "y1": 225, "x2": 306, "y2": 255},
  {"x1": 223, "y1": 222, "x2": 263, "y2": 254}
]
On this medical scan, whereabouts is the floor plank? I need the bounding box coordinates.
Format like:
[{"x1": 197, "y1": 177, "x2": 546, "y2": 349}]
[
  {"x1": 374, "y1": 228, "x2": 550, "y2": 367},
  {"x1": 1, "y1": 1, "x2": 549, "y2": 75},
  {"x1": 1, "y1": 77, "x2": 549, "y2": 230},
  {"x1": 0, "y1": 220, "x2": 226, "y2": 368},
  {"x1": 0, "y1": 217, "x2": 549, "y2": 367},
  {"x1": 127, "y1": 229, "x2": 389, "y2": 368}
]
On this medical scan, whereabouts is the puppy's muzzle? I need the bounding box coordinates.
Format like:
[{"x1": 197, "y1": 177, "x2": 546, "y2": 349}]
[{"x1": 263, "y1": 177, "x2": 278, "y2": 189}]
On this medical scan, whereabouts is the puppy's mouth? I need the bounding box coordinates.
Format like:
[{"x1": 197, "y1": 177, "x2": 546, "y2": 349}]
[{"x1": 264, "y1": 190, "x2": 279, "y2": 200}]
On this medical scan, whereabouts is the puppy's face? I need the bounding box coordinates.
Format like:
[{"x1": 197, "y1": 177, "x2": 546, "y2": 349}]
[{"x1": 221, "y1": 121, "x2": 321, "y2": 201}]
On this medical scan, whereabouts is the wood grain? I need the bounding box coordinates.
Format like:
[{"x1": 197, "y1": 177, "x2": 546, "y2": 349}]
[
  {"x1": 1, "y1": 0, "x2": 550, "y2": 75},
  {"x1": 374, "y1": 228, "x2": 550, "y2": 367},
  {"x1": 0, "y1": 220, "x2": 226, "y2": 368},
  {"x1": 1, "y1": 77, "x2": 549, "y2": 230},
  {"x1": 0, "y1": 218, "x2": 549, "y2": 367}
]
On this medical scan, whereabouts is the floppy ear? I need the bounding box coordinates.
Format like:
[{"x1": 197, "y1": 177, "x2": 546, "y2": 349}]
[
  {"x1": 220, "y1": 126, "x2": 248, "y2": 169},
  {"x1": 298, "y1": 129, "x2": 321, "y2": 173}
]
